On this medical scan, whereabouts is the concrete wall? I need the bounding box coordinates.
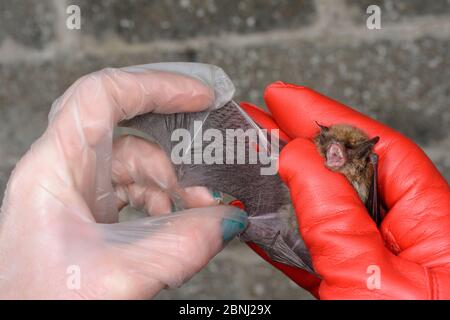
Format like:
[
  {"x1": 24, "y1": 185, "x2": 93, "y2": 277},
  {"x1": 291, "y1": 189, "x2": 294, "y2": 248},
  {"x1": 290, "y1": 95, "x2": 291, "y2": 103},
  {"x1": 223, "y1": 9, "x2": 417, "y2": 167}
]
[{"x1": 0, "y1": 0, "x2": 449, "y2": 299}]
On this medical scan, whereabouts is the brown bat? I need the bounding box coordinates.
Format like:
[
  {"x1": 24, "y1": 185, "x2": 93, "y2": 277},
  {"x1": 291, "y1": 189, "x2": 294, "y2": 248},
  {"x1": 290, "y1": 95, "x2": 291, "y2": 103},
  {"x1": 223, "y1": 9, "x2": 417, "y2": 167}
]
[
  {"x1": 121, "y1": 103, "x2": 382, "y2": 273},
  {"x1": 314, "y1": 123, "x2": 382, "y2": 225}
]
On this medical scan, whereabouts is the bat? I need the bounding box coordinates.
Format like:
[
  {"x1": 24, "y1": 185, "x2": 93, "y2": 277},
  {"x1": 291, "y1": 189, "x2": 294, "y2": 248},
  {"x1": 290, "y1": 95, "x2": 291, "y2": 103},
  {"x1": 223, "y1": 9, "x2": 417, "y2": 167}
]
[
  {"x1": 120, "y1": 101, "x2": 314, "y2": 272},
  {"x1": 314, "y1": 123, "x2": 382, "y2": 225},
  {"x1": 120, "y1": 101, "x2": 382, "y2": 274}
]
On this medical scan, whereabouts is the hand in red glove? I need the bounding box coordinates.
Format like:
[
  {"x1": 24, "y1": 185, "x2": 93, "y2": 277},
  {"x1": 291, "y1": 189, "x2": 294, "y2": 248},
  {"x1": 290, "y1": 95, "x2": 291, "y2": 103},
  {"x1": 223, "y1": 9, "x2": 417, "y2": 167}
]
[{"x1": 242, "y1": 82, "x2": 450, "y2": 299}]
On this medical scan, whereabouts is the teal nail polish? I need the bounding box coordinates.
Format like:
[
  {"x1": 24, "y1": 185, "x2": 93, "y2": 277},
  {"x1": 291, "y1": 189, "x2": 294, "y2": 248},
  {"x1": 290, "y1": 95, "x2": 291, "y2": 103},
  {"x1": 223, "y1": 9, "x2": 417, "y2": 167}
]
[
  {"x1": 170, "y1": 194, "x2": 185, "y2": 213},
  {"x1": 210, "y1": 190, "x2": 223, "y2": 203},
  {"x1": 221, "y1": 210, "x2": 248, "y2": 242}
]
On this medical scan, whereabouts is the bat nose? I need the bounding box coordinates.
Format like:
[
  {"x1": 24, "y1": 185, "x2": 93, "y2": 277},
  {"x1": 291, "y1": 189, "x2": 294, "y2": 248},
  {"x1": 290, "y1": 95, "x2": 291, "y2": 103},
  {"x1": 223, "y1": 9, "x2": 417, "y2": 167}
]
[{"x1": 326, "y1": 142, "x2": 347, "y2": 168}]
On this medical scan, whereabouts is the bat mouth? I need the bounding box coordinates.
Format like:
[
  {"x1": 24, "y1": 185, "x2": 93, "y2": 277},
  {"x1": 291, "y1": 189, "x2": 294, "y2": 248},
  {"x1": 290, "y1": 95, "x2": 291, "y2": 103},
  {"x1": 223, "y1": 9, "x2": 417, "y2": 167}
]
[{"x1": 326, "y1": 142, "x2": 347, "y2": 169}]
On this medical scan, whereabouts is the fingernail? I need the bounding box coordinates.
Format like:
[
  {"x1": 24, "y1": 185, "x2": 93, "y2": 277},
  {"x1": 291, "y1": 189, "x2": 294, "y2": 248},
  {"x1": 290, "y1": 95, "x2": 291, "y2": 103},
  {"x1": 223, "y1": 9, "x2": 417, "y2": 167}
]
[
  {"x1": 209, "y1": 189, "x2": 223, "y2": 204},
  {"x1": 170, "y1": 193, "x2": 185, "y2": 213},
  {"x1": 221, "y1": 209, "x2": 248, "y2": 242}
]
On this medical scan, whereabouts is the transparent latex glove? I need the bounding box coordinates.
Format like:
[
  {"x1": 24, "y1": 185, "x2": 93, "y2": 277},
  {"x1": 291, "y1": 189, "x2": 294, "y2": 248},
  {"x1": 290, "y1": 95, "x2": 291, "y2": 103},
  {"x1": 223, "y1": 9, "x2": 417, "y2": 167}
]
[{"x1": 0, "y1": 64, "x2": 247, "y2": 299}]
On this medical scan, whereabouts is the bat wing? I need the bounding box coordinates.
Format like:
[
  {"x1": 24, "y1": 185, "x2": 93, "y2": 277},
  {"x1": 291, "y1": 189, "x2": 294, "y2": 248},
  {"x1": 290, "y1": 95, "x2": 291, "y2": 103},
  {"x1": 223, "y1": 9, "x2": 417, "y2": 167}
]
[
  {"x1": 367, "y1": 153, "x2": 382, "y2": 226},
  {"x1": 240, "y1": 207, "x2": 315, "y2": 273},
  {"x1": 120, "y1": 102, "x2": 314, "y2": 272}
]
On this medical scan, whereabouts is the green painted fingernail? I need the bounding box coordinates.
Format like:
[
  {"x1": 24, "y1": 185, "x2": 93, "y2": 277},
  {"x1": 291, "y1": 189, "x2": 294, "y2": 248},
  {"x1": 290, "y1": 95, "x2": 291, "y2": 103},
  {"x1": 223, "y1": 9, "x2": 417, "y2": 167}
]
[
  {"x1": 210, "y1": 190, "x2": 223, "y2": 203},
  {"x1": 221, "y1": 209, "x2": 248, "y2": 242}
]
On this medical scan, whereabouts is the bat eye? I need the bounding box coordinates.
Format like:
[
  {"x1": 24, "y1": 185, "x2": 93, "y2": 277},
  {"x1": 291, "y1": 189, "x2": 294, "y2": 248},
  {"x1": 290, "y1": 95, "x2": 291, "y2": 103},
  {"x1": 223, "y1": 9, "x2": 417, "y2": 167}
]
[{"x1": 319, "y1": 134, "x2": 328, "y2": 145}]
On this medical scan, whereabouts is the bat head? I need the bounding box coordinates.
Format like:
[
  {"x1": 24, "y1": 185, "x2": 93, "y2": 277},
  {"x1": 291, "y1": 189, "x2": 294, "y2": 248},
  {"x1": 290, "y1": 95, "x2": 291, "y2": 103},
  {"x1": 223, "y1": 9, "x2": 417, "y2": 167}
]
[{"x1": 314, "y1": 123, "x2": 379, "y2": 172}]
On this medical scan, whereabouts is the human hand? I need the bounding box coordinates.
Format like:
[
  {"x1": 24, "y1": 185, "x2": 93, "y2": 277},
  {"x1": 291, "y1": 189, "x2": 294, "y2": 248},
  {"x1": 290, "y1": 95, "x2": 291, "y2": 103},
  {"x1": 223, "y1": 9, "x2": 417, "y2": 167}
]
[
  {"x1": 0, "y1": 63, "x2": 247, "y2": 299},
  {"x1": 242, "y1": 82, "x2": 450, "y2": 299}
]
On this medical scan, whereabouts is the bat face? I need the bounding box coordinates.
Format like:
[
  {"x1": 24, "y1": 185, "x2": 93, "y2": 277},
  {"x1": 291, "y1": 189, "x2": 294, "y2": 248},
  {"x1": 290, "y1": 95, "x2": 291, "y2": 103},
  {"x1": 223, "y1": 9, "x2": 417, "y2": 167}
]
[
  {"x1": 314, "y1": 123, "x2": 383, "y2": 226},
  {"x1": 315, "y1": 123, "x2": 379, "y2": 174}
]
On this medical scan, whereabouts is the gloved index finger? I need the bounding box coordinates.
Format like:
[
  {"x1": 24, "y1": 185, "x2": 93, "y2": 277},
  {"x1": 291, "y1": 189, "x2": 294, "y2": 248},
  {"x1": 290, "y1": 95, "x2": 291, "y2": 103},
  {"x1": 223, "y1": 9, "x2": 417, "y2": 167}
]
[
  {"x1": 49, "y1": 64, "x2": 228, "y2": 131},
  {"x1": 264, "y1": 81, "x2": 395, "y2": 140},
  {"x1": 31, "y1": 64, "x2": 232, "y2": 223}
]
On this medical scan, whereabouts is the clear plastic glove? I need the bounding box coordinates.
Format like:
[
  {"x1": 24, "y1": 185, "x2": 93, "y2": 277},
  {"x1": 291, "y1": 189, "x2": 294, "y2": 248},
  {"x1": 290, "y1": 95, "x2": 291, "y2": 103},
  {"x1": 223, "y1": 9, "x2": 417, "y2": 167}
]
[{"x1": 0, "y1": 63, "x2": 247, "y2": 299}]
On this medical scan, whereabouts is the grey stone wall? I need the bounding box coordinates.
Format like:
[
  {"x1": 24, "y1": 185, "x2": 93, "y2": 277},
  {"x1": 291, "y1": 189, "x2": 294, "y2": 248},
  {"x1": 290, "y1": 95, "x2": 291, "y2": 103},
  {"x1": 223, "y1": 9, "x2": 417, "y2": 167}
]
[{"x1": 0, "y1": 0, "x2": 449, "y2": 299}]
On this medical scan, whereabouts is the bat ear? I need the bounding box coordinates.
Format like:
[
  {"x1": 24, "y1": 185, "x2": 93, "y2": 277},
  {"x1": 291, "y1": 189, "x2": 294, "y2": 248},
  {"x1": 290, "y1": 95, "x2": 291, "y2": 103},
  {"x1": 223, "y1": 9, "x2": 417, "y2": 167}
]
[
  {"x1": 351, "y1": 136, "x2": 379, "y2": 159},
  {"x1": 315, "y1": 121, "x2": 329, "y2": 132},
  {"x1": 369, "y1": 136, "x2": 380, "y2": 145}
]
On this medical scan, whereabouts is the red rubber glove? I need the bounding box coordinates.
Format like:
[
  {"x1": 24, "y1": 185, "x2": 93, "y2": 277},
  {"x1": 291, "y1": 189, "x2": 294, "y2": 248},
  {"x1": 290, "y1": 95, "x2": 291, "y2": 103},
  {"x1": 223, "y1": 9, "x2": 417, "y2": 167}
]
[{"x1": 241, "y1": 82, "x2": 450, "y2": 299}]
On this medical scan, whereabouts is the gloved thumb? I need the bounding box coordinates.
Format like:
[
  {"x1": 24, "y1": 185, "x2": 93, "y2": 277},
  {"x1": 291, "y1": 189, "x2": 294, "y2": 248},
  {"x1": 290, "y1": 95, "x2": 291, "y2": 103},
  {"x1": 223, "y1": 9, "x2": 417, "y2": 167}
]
[
  {"x1": 280, "y1": 138, "x2": 394, "y2": 295},
  {"x1": 280, "y1": 138, "x2": 432, "y2": 299},
  {"x1": 97, "y1": 205, "x2": 247, "y2": 298}
]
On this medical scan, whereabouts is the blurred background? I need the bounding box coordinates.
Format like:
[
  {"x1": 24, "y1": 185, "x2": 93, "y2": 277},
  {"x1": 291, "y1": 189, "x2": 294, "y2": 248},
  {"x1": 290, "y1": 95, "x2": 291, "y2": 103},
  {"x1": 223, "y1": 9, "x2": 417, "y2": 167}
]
[{"x1": 0, "y1": 0, "x2": 449, "y2": 299}]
